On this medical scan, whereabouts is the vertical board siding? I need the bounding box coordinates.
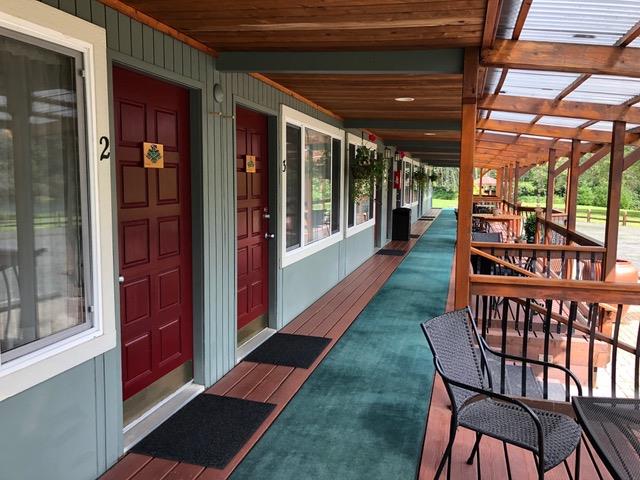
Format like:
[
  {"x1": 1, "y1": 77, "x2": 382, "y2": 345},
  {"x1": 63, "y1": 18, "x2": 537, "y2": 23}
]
[{"x1": 19, "y1": 3, "x2": 384, "y2": 478}]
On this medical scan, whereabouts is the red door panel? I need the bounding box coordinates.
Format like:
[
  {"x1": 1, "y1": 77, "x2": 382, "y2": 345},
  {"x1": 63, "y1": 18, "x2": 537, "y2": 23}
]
[
  {"x1": 114, "y1": 67, "x2": 193, "y2": 400},
  {"x1": 236, "y1": 107, "x2": 269, "y2": 330}
]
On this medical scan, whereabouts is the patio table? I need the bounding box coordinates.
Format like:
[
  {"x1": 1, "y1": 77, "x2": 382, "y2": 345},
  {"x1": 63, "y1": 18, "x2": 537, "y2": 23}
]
[
  {"x1": 572, "y1": 396, "x2": 640, "y2": 480},
  {"x1": 473, "y1": 213, "x2": 522, "y2": 239}
]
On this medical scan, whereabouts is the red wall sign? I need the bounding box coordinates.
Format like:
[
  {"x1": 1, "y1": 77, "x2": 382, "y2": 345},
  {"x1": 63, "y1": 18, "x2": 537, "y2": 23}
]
[{"x1": 393, "y1": 170, "x2": 401, "y2": 189}]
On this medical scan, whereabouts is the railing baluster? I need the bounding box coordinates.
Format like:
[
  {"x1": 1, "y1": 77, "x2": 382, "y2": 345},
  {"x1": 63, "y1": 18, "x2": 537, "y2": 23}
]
[
  {"x1": 575, "y1": 251, "x2": 581, "y2": 281},
  {"x1": 590, "y1": 252, "x2": 596, "y2": 281},
  {"x1": 565, "y1": 302, "x2": 577, "y2": 402},
  {"x1": 500, "y1": 298, "x2": 509, "y2": 394},
  {"x1": 482, "y1": 295, "x2": 488, "y2": 340},
  {"x1": 521, "y1": 298, "x2": 532, "y2": 397},
  {"x1": 543, "y1": 299, "x2": 552, "y2": 399},
  {"x1": 546, "y1": 250, "x2": 551, "y2": 278},
  {"x1": 611, "y1": 305, "x2": 624, "y2": 398},
  {"x1": 587, "y1": 302, "x2": 599, "y2": 396}
]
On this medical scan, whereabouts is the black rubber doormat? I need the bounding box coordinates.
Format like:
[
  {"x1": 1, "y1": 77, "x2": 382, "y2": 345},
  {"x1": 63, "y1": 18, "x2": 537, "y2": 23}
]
[
  {"x1": 244, "y1": 333, "x2": 331, "y2": 368},
  {"x1": 376, "y1": 249, "x2": 405, "y2": 256},
  {"x1": 131, "y1": 394, "x2": 275, "y2": 469}
]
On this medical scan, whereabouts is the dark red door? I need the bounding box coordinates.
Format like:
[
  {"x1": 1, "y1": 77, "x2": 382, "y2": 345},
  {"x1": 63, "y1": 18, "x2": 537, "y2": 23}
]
[
  {"x1": 236, "y1": 107, "x2": 269, "y2": 331},
  {"x1": 114, "y1": 67, "x2": 193, "y2": 400}
]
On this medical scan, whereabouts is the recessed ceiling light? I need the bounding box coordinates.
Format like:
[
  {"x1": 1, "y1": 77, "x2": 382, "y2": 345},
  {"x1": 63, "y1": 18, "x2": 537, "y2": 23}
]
[
  {"x1": 424, "y1": 132, "x2": 437, "y2": 136},
  {"x1": 573, "y1": 33, "x2": 596, "y2": 39},
  {"x1": 395, "y1": 97, "x2": 415, "y2": 102}
]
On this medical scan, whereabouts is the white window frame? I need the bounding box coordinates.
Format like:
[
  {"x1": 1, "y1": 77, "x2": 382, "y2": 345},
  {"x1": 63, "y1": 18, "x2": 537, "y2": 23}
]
[
  {"x1": 280, "y1": 105, "x2": 345, "y2": 268},
  {"x1": 346, "y1": 133, "x2": 377, "y2": 238},
  {"x1": 0, "y1": 0, "x2": 116, "y2": 400},
  {"x1": 402, "y1": 157, "x2": 419, "y2": 207}
]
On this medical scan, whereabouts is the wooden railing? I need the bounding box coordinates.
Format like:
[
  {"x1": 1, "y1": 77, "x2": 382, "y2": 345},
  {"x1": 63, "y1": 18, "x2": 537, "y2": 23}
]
[
  {"x1": 535, "y1": 216, "x2": 603, "y2": 247},
  {"x1": 471, "y1": 242, "x2": 606, "y2": 281},
  {"x1": 470, "y1": 275, "x2": 640, "y2": 399}
]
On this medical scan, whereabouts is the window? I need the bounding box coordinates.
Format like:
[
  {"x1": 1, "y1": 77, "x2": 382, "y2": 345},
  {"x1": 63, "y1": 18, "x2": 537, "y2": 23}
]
[
  {"x1": 285, "y1": 125, "x2": 301, "y2": 250},
  {"x1": 281, "y1": 106, "x2": 344, "y2": 266},
  {"x1": 0, "y1": 1, "x2": 115, "y2": 401},
  {"x1": 0, "y1": 30, "x2": 92, "y2": 362},
  {"x1": 403, "y1": 160, "x2": 412, "y2": 205},
  {"x1": 346, "y1": 133, "x2": 376, "y2": 236}
]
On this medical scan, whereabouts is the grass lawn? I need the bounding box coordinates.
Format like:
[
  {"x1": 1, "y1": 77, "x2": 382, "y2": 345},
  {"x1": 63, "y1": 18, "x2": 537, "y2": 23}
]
[{"x1": 432, "y1": 198, "x2": 458, "y2": 208}]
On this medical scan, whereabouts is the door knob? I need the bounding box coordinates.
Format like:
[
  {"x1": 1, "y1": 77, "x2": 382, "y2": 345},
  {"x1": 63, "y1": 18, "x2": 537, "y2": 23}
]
[
  {"x1": 264, "y1": 233, "x2": 275, "y2": 239},
  {"x1": 118, "y1": 275, "x2": 125, "y2": 284},
  {"x1": 263, "y1": 213, "x2": 271, "y2": 219}
]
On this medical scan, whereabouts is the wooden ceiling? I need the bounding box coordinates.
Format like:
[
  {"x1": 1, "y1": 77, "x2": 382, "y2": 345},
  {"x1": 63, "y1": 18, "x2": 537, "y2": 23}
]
[
  {"x1": 118, "y1": 0, "x2": 487, "y2": 51},
  {"x1": 265, "y1": 74, "x2": 462, "y2": 121}
]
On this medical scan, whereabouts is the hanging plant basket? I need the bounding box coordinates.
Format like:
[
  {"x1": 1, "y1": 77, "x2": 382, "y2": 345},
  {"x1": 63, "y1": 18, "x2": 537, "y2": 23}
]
[
  {"x1": 351, "y1": 145, "x2": 386, "y2": 199},
  {"x1": 413, "y1": 169, "x2": 429, "y2": 190}
]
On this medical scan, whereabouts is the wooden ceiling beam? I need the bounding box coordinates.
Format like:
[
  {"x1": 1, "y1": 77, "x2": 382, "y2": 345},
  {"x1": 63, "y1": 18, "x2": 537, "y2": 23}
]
[
  {"x1": 482, "y1": 40, "x2": 640, "y2": 78},
  {"x1": 477, "y1": 132, "x2": 585, "y2": 150},
  {"x1": 480, "y1": 95, "x2": 640, "y2": 124},
  {"x1": 481, "y1": 0, "x2": 504, "y2": 49},
  {"x1": 618, "y1": 20, "x2": 640, "y2": 47},
  {"x1": 217, "y1": 50, "x2": 464, "y2": 73},
  {"x1": 477, "y1": 119, "x2": 635, "y2": 143}
]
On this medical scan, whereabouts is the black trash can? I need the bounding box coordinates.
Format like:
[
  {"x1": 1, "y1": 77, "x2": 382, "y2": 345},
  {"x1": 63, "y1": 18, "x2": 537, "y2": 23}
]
[{"x1": 392, "y1": 207, "x2": 412, "y2": 241}]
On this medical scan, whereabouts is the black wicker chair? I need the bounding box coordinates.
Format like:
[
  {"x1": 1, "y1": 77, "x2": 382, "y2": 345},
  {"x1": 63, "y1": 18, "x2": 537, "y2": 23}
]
[{"x1": 421, "y1": 308, "x2": 583, "y2": 480}]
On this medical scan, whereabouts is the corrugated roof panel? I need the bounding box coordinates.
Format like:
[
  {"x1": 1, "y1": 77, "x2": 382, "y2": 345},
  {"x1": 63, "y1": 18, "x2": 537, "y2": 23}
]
[
  {"x1": 536, "y1": 116, "x2": 587, "y2": 128},
  {"x1": 586, "y1": 121, "x2": 640, "y2": 131},
  {"x1": 488, "y1": 111, "x2": 538, "y2": 123},
  {"x1": 498, "y1": 0, "x2": 640, "y2": 46},
  {"x1": 564, "y1": 76, "x2": 640, "y2": 104},
  {"x1": 499, "y1": 70, "x2": 580, "y2": 99}
]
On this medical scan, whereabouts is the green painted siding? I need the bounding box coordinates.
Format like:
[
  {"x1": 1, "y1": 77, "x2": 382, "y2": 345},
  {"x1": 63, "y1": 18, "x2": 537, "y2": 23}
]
[{"x1": 0, "y1": 3, "x2": 393, "y2": 479}]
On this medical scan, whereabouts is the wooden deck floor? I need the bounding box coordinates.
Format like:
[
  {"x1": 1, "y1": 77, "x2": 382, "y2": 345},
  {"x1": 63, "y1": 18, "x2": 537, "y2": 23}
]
[
  {"x1": 101, "y1": 211, "x2": 440, "y2": 480},
  {"x1": 418, "y1": 249, "x2": 613, "y2": 480}
]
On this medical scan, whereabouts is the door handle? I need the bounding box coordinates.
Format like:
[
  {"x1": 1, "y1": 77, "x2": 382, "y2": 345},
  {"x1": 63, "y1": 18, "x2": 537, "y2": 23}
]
[
  {"x1": 118, "y1": 275, "x2": 125, "y2": 284},
  {"x1": 264, "y1": 233, "x2": 275, "y2": 239}
]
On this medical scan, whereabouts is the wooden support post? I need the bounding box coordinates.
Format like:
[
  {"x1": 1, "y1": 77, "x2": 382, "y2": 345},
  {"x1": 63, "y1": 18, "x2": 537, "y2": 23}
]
[
  {"x1": 513, "y1": 161, "x2": 520, "y2": 206},
  {"x1": 545, "y1": 149, "x2": 557, "y2": 244},
  {"x1": 479, "y1": 168, "x2": 484, "y2": 196},
  {"x1": 566, "y1": 139, "x2": 581, "y2": 231},
  {"x1": 604, "y1": 121, "x2": 626, "y2": 280},
  {"x1": 496, "y1": 167, "x2": 504, "y2": 198},
  {"x1": 455, "y1": 47, "x2": 479, "y2": 309}
]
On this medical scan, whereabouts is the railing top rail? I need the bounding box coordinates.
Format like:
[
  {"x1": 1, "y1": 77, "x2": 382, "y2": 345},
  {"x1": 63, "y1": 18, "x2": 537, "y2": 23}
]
[
  {"x1": 470, "y1": 275, "x2": 640, "y2": 304},
  {"x1": 471, "y1": 241, "x2": 606, "y2": 254},
  {"x1": 536, "y1": 215, "x2": 603, "y2": 247}
]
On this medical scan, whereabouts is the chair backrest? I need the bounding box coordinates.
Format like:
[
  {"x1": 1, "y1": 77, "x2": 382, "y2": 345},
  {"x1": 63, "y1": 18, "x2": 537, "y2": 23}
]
[{"x1": 421, "y1": 309, "x2": 490, "y2": 411}]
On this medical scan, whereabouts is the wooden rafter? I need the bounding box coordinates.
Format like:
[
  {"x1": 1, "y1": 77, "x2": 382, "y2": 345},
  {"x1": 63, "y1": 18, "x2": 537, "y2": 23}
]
[
  {"x1": 480, "y1": 95, "x2": 640, "y2": 124},
  {"x1": 481, "y1": 0, "x2": 504, "y2": 49},
  {"x1": 477, "y1": 119, "x2": 623, "y2": 143},
  {"x1": 482, "y1": 40, "x2": 640, "y2": 78}
]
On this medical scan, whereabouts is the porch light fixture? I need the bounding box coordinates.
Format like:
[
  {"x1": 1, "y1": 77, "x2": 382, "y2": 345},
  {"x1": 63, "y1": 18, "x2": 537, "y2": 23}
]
[
  {"x1": 394, "y1": 151, "x2": 400, "y2": 162},
  {"x1": 394, "y1": 97, "x2": 415, "y2": 102},
  {"x1": 384, "y1": 147, "x2": 392, "y2": 161}
]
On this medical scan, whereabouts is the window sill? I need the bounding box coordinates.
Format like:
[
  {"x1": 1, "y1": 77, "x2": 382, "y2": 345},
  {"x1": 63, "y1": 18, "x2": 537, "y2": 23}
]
[
  {"x1": 346, "y1": 219, "x2": 375, "y2": 238},
  {"x1": 0, "y1": 324, "x2": 116, "y2": 400},
  {"x1": 281, "y1": 232, "x2": 343, "y2": 268}
]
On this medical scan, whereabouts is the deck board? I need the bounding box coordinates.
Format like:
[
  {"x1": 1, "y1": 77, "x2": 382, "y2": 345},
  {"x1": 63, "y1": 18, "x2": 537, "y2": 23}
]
[
  {"x1": 419, "y1": 241, "x2": 611, "y2": 480},
  {"x1": 102, "y1": 214, "x2": 439, "y2": 480}
]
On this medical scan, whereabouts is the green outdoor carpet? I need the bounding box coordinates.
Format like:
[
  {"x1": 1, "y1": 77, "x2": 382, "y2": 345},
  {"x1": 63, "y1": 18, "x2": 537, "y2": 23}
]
[{"x1": 231, "y1": 210, "x2": 457, "y2": 480}]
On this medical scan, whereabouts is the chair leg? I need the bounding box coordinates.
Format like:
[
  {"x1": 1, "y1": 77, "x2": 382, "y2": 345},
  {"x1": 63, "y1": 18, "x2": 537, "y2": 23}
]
[
  {"x1": 533, "y1": 453, "x2": 544, "y2": 480},
  {"x1": 435, "y1": 418, "x2": 458, "y2": 480},
  {"x1": 575, "y1": 439, "x2": 581, "y2": 480},
  {"x1": 466, "y1": 433, "x2": 483, "y2": 464}
]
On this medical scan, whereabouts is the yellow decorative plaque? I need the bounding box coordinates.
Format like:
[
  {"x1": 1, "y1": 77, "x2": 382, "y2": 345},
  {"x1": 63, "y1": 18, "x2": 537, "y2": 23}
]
[
  {"x1": 246, "y1": 155, "x2": 256, "y2": 173},
  {"x1": 143, "y1": 142, "x2": 164, "y2": 169}
]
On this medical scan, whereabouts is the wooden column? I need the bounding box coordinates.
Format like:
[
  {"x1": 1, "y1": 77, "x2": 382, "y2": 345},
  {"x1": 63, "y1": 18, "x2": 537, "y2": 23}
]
[
  {"x1": 455, "y1": 47, "x2": 479, "y2": 309},
  {"x1": 545, "y1": 149, "x2": 557, "y2": 244},
  {"x1": 566, "y1": 139, "x2": 581, "y2": 231},
  {"x1": 478, "y1": 168, "x2": 484, "y2": 196},
  {"x1": 604, "y1": 121, "x2": 626, "y2": 280},
  {"x1": 496, "y1": 168, "x2": 503, "y2": 198},
  {"x1": 513, "y1": 162, "x2": 520, "y2": 205}
]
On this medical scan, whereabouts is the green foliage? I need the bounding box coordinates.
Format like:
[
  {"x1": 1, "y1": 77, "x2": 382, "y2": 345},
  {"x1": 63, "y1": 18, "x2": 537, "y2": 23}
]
[
  {"x1": 351, "y1": 145, "x2": 386, "y2": 200},
  {"x1": 413, "y1": 168, "x2": 429, "y2": 190},
  {"x1": 523, "y1": 214, "x2": 537, "y2": 243}
]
